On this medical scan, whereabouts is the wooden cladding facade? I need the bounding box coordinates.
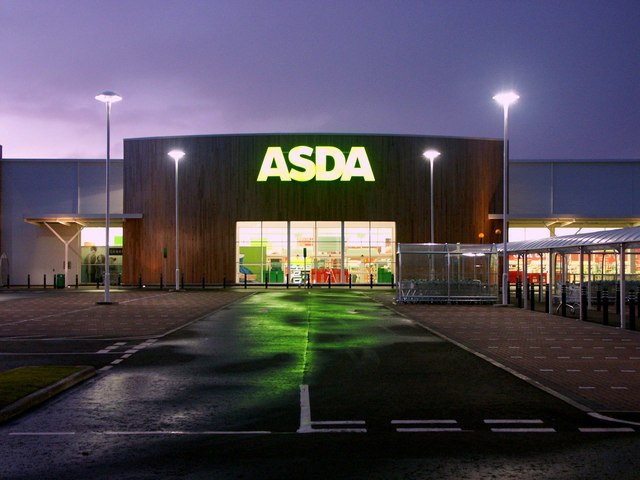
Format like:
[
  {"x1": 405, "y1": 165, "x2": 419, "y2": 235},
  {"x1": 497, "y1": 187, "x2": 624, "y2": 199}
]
[{"x1": 123, "y1": 134, "x2": 503, "y2": 285}]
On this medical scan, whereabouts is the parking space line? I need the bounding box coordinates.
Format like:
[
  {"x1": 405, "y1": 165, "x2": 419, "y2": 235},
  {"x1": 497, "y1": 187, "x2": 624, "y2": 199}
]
[
  {"x1": 297, "y1": 385, "x2": 366, "y2": 433},
  {"x1": 491, "y1": 428, "x2": 556, "y2": 433},
  {"x1": 484, "y1": 419, "x2": 544, "y2": 424}
]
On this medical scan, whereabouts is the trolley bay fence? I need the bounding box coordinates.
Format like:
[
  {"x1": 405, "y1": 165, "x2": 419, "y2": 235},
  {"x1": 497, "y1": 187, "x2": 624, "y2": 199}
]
[{"x1": 396, "y1": 243, "x2": 499, "y2": 303}]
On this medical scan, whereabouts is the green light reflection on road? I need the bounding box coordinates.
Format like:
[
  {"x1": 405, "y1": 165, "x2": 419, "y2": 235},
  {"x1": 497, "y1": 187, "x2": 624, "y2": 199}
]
[{"x1": 234, "y1": 290, "x2": 388, "y2": 404}]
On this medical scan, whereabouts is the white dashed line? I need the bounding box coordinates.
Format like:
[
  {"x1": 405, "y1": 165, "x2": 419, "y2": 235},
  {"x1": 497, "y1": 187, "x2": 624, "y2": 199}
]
[
  {"x1": 491, "y1": 428, "x2": 556, "y2": 433},
  {"x1": 484, "y1": 419, "x2": 544, "y2": 424}
]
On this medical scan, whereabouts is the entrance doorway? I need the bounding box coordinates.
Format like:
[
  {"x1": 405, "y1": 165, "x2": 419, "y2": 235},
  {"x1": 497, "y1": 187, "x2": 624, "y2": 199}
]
[{"x1": 236, "y1": 221, "x2": 395, "y2": 285}]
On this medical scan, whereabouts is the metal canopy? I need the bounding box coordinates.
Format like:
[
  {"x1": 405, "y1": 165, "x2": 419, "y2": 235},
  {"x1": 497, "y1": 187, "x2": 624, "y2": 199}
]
[
  {"x1": 503, "y1": 225, "x2": 640, "y2": 253},
  {"x1": 24, "y1": 213, "x2": 142, "y2": 227}
]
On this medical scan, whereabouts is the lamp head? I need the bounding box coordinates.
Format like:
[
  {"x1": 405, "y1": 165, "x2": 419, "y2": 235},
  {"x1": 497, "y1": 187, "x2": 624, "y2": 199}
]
[
  {"x1": 168, "y1": 150, "x2": 186, "y2": 162},
  {"x1": 95, "y1": 91, "x2": 123, "y2": 104},
  {"x1": 423, "y1": 149, "x2": 441, "y2": 162},
  {"x1": 493, "y1": 91, "x2": 519, "y2": 108}
]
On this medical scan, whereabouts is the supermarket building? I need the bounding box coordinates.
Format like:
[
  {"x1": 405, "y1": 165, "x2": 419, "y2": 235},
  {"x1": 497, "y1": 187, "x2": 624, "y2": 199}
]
[{"x1": 0, "y1": 133, "x2": 639, "y2": 287}]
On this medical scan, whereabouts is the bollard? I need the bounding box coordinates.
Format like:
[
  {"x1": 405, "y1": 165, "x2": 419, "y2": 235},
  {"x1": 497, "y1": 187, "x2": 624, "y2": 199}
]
[
  {"x1": 160, "y1": 274, "x2": 163, "y2": 290},
  {"x1": 244, "y1": 273, "x2": 247, "y2": 289},
  {"x1": 516, "y1": 280, "x2": 523, "y2": 308},
  {"x1": 181, "y1": 275, "x2": 184, "y2": 290},
  {"x1": 349, "y1": 274, "x2": 352, "y2": 289},
  {"x1": 138, "y1": 274, "x2": 143, "y2": 289},
  {"x1": 561, "y1": 284, "x2": 567, "y2": 317},
  {"x1": 370, "y1": 273, "x2": 373, "y2": 289},
  {"x1": 28, "y1": 274, "x2": 31, "y2": 289},
  {"x1": 286, "y1": 273, "x2": 289, "y2": 289},
  {"x1": 596, "y1": 289, "x2": 602, "y2": 312},
  {"x1": 629, "y1": 290, "x2": 636, "y2": 330},
  {"x1": 545, "y1": 284, "x2": 550, "y2": 313},
  {"x1": 265, "y1": 272, "x2": 269, "y2": 289},
  {"x1": 328, "y1": 274, "x2": 331, "y2": 289},
  {"x1": 44, "y1": 274, "x2": 47, "y2": 289},
  {"x1": 223, "y1": 275, "x2": 227, "y2": 289},
  {"x1": 530, "y1": 282, "x2": 536, "y2": 311},
  {"x1": 602, "y1": 288, "x2": 609, "y2": 326},
  {"x1": 581, "y1": 285, "x2": 588, "y2": 321},
  {"x1": 76, "y1": 274, "x2": 79, "y2": 289}
]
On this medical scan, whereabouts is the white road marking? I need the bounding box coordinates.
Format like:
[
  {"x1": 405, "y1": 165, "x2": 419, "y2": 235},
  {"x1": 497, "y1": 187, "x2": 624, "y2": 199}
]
[
  {"x1": 396, "y1": 427, "x2": 463, "y2": 432},
  {"x1": 9, "y1": 432, "x2": 75, "y2": 436},
  {"x1": 491, "y1": 428, "x2": 556, "y2": 433},
  {"x1": 484, "y1": 419, "x2": 543, "y2": 424},
  {"x1": 393, "y1": 419, "x2": 463, "y2": 432},
  {"x1": 392, "y1": 420, "x2": 457, "y2": 425},
  {"x1": 297, "y1": 385, "x2": 366, "y2": 433}
]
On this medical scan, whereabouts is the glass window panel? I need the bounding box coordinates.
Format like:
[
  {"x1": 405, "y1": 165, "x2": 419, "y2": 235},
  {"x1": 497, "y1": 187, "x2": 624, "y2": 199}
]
[{"x1": 236, "y1": 221, "x2": 396, "y2": 285}]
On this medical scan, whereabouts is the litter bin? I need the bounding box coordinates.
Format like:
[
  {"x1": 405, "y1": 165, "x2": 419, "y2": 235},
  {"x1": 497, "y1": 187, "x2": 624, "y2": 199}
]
[{"x1": 54, "y1": 273, "x2": 65, "y2": 289}]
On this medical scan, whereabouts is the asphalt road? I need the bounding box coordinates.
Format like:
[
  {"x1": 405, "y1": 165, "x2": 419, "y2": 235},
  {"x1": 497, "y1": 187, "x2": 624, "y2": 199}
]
[{"x1": 1, "y1": 290, "x2": 640, "y2": 479}]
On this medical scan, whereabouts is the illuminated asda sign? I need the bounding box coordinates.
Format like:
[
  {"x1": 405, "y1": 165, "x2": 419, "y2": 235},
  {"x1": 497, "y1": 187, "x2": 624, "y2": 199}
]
[{"x1": 257, "y1": 146, "x2": 375, "y2": 182}]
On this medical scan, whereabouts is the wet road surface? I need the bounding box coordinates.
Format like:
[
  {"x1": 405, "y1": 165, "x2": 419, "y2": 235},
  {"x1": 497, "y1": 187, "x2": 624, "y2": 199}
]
[{"x1": 1, "y1": 290, "x2": 640, "y2": 479}]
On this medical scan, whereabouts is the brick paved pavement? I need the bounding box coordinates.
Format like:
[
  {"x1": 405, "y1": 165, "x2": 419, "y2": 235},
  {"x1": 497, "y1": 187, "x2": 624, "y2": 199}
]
[
  {"x1": 0, "y1": 289, "x2": 252, "y2": 339},
  {"x1": 383, "y1": 297, "x2": 640, "y2": 414},
  {"x1": 4, "y1": 287, "x2": 640, "y2": 415}
]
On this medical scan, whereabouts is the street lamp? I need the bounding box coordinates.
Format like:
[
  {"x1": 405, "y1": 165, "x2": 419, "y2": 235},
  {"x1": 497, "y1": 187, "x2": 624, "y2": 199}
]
[
  {"x1": 423, "y1": 149, "x2": 441, "y2": 243},
  {"x1": 168, "y1": 149, "x2": 185, "y2": 291},
  {"x1": 95, "y1": 90, "x2": 122, "y2": 304},
  {"x1": 493, "y1": 91, "x2": 519, "y2": 306}
]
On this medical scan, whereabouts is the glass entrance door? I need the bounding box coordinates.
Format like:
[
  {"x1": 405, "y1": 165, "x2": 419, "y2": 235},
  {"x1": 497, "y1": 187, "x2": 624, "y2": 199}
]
[{"x1": 236, "y1": 221, "x2": 395, "y2": 285}]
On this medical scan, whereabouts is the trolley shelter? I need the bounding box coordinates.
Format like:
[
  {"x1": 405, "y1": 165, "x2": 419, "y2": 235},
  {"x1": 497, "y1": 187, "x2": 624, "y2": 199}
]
[
  {"x1": 504, "y1": 226, "x2": 640, "y2": 328},
  {"x1": 396, "y1": 243, "x2": 499, "y2": 303}
]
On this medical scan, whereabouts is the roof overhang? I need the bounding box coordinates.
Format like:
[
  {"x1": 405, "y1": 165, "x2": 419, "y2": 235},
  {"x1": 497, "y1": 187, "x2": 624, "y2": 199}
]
[
  {"x1": 490, "y1": 214, "x2": 640, "y2": 229},
  {"x1": 502, "y1": 225, "x2": 640, "y2": 253},
  {"x1": 24, "y1": 213, "x2": 143, "y2": 228}
]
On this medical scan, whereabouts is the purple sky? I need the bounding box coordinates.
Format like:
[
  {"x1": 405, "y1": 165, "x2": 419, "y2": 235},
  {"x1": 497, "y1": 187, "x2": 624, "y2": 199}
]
[{"x1": 1, "y1": 0, "x2": 638, "y2": 160}]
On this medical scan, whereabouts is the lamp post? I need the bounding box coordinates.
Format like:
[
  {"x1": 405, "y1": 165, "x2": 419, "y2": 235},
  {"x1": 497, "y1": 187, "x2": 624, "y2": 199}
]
[
  {"x1": 95, "y1": 91, "x2": 122, "y2": 304},
  {"x1": 493, "y1": 91, "x2": 519, "y2": 306},
  {"x1": 168, "y1": 150, "x2": 185, "y2": 291},
  {"x1": 423, "y1": 149, "x2": 441, "y2": 243}
]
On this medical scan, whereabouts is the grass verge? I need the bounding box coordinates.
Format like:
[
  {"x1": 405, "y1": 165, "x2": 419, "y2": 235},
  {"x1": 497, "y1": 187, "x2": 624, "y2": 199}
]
[{"x1": 0, "y1": 366, "x2": 88, "y2": 409}]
